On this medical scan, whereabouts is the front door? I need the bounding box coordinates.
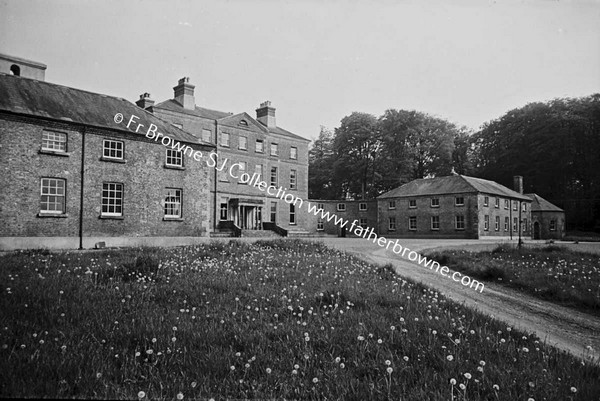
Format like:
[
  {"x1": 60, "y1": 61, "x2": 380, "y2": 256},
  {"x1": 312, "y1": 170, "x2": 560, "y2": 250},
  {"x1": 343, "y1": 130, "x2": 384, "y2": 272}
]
[{"x1": 533, "y1": 221, "x2": 541, "y2": 239}]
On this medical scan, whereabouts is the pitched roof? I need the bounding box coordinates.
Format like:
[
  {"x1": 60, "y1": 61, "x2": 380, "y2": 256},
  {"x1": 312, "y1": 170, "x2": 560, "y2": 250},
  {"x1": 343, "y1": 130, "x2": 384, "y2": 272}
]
[
  {"x1": 525, "y1": 193, "x2": 564, "y2": 212},
  {"x1": 153, "y1": 99, "x2": 310, "y2": 142},
  {"x1": 0, "y1": 74, "x2": 210, "y2": 146},
  {"x1": 378, "y1": 175, "x2": 531, "y2": 201},
  {"x1": 153, "y1": 99, "x2": 232, "y2": 120},
  {"x1": 217, "y1": 112, "x2": 268, "y2": 133}
]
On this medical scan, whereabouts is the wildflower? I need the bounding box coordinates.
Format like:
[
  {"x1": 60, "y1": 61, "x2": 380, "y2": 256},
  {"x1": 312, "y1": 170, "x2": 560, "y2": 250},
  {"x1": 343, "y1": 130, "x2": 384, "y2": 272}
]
[
  {"x1": 191, "y1": 382, "x2": 197, "y2": 388},
  {"x1": 292, "y1": 369, "x2": 298, "y2": 375},
  {"x1": 177, "y1": 393, "x2": 184, "y2": 400},
  {"x1": 493, "y1": 384, "x2": 499, "y2": 391},
  {"x1": 294, "y1": 364, "x2": 300, "y2": 369},
  {"x1": 479, "y1": 360, "x2": 485, "y2": 366},
  {"x1": 403, "y1": 356, "x2": 409, "y2": 362},
  {"x1": 464, "y1": 373, "x2": 472, "y2": 380},
  {"x1": 522, "y1": 347, "x2": 529, "y2": 353},
  {"x1": 432, "y1": 330, "x2": 437, "y2": 335},
  {"x1": 266, "y1": 368, "x2": 272, "y2": 374},
  {"x1": 172, "y1": 337, "x2": 177, "y2": 343},
  {"x1": 390, "y1": 326, "x2": 396, "y2": 331},
  {"x1": 96, "y1": 372, "x2": 102, "y2": 379},
  {"x1": 450, "y1": 378, "x2": 457, "y2": 385},
  {"x1": 340, "y1": 363, "x2": 345, "y2": 368},
  {"x1": 230, "y1": 366, "x2": 235, "y2": 371},
  {"x1": 459, "y1": 383, "x2": 466, "y2": 390},
  {"x1": 357, "y1": 336, "x2": 365, "y2": 341},
  {"x1": 138, "y1": 391, "x2": 146, "y2": 399},
  {"x1": 377, "y1": 339, "x2": 383, "y2": 344},
  {"x1": 571, "y1": 387, "x2": 577, "y2": 393},
  {"x1": 245, "y1": 363, "x2": 250, "y2": 369},
  {"x1": 446, "y1": 355, "x2": 454, "y2": 361},
  {"x1": 152, "y1": 338, "x2": 157, "y2": 343},
  {"x1": 146, "y1": 349, "x2": 153, "y2": 355},
  {"x1": 385, "y1": 360, "x2": 391, "y2": 366},
  {"x1": 477, "y1": 366, "x2": 484, "y2": 372},
  {"x1": 386, "y1": 367, "x2": 393, "y2": 374},
  {"x1": 235, "y1": 352, "x2": 241, "y2": 357},
  {"x1": 312, "y1": 377, "x2": 319, "y2": 384}
]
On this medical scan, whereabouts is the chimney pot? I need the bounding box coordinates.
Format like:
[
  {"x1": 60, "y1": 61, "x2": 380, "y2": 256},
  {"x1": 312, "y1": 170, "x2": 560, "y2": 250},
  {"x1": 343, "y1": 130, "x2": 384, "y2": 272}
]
[
  {"x1": 173, "y1": 78, "x2": 195, "y2": 110},
  {"x1": 256, "y1": 100, "x2": 276, "y2": 128},
  {"x1": 136, "y1": 93, "x2": 155, "y2": 110}
]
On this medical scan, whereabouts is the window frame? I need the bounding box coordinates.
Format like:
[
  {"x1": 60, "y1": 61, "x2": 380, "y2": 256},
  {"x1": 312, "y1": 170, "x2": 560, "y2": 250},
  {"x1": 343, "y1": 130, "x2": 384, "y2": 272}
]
[
  {"x1": 39, "y1": 177, "x2": 66, "y2": 215},
  {"x1": 317, "y1": 219, "x2": 324, "y2": 231},
  {"x1": 164, "y1": 188, "x2": 183, "y2": 219},
  {"x1": 495, "y1": 216, "x2": 500, "y2": 231},
  {"x1": 238, "y1": 136, "x2": 248, "y2": 151},
  {"x1": 455, "y1": 197, "x2": 465, "y2": 206},
  {"x1": 550, "y1": 219, "x2": 556, "y2": 231},
  {"x1": 408, "y1": 199, "x2": 417, "y2": 209},
  {"x1": 219, "y1": 202, "x2": 228, "y2": 221},
  {"x1": 495, "y1": 197, "x2": 500, "y2": 208},
  {"x1": 101, "y1": 182, "x2": 124, "y2": 217},
  {"x1": 290, "y1": 146, "x2": 298, "y2": 160},
  {"x1": 337, "y1": 203, "x2": 346, "y2": 212},
  {"x1": 431, "y1": 215, "x2": 440, "y2": 230},
  {"x1": 408, "y1": 216, "x2": 417, "y2": 231},
  {"x1": 289, "y1": 204, "x2": 296, "y2": 225},
  {"x1": 221, "y1": 132, "x2": 230, "y2": 147},
  {"x1": 255, "y1": 139, "x2": 264, "y2": 153},
  {"x1": 254, "y1": 164, "x2": 262, "y2": 181},
  {"x1": 504, "y1": 199, "x2": 509, "y2": 210},
  {"x1": 484, "y1": 215, "x2": 489, "y2": 231},
  {"x1": 102, "y1": 139, "x2": 124, "y2": 161},
  {"x1": 430, "y1": 198, "x2": 440, "y2": 208},
  {"x1": 270, "y1": 166, "x2": 278, "y2": 187},
  {"x1": 388, "y1": 200, "x2": 396, "y2": 210},
  {"x1": 359, "y1": 218, "x2": 368, "y2": 229},
  {"x1": 290, "y1": 169, "x2": 297, "y2": 190},
  {"x1": 201, "y1": 129, "x2": 212, "y2": 143},
  {"x1": 455, "y1": 215, "x2": 465, "y2": 230},
  {"x1": 41, "y1": 130, "x2": 67, "y2": 153},
  {"x1": 270, "y1": 142, "x2": 279, "y2": 157},
  {"x1": 483, "y1": 196, "x2": 489, "y2": 207},
  {"x1": 270, "y1": 201, "x2": 277, "y2": 223},
  {"x1": 504, "y1": 216, "x2": 509, "y2": 231},
  {"x1": 388, "y1": 217, "x2": 396, "y2": 231},
  {"x1": 359, "y1": 202, "x2": 367, "y2": 211},
  {"x1": 238, "y1": 162, "x2": 247, "y2": 185},
  {"x1": 165, "y1": 149, "x2": 183, "y2": 168}
]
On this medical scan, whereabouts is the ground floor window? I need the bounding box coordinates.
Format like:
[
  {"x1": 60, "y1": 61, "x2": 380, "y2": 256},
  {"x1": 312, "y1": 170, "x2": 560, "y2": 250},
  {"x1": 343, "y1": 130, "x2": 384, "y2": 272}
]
[
  {"x1": 550, "y1": 219, "x2": 556, "y2": 231},
  {"x1": 289, "y1": 204, "x2": 296, "y2": 225},
  {"x1": 270, "y1": 202, "x2": 277, "y2": 223},
  {"x1": 317, "y1": 219, "x2": 324, "y2": 231},
  {"x1": 431, "y1": 215, "x2": 440, "y2": 230},
  {"x1": 495, "y1": 216, "x2": 500, "y2": 231},
  {"x1": 484, "y1": 215, "x2": 489, "y2": 231},
  {"x1": 455, "y1": 215, "x2": 465, "y2": 230},
  {"x1": 102, "y1": 182, "x2": 123, "y2": 217},
  {"x1": 164, "y1": 188, "x2": 182, "y2": 218},
  {"x1": 40, "y1": 178, "x2": 66, "y2": 214},
  {"x1": 360, "y1": 218, "x2": 368, "y2": 229},
  {"x1": 220, "y1": 202, "x2": 228, "y2": 220},
  {"x1": 513, "y1": 217, "x2": 518, "y2": 231},
  {"x1": 504, "y1": 217, "x2": 509, "y2": 231},
  {"x1": 408, "y1": 216, "x2": 417, "y2": 231},
  {"x1": 388, "y1": 217, "x2": 396, "y2": 231}
]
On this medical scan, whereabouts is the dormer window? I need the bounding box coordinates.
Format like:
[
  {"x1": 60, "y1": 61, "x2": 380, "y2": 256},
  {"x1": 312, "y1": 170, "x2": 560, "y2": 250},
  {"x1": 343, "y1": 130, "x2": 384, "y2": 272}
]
[
  {"x1": 10, "y1": 64, "x2": 20, "y2": 76},
  {"x1": 239, "y1": 120, "x2": 248, "y2": 127}
]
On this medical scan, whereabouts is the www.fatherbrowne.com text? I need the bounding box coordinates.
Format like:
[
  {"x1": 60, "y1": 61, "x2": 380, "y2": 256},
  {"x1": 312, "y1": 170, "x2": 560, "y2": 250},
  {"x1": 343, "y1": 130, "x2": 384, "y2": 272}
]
[{"x1": 117, "y1": 112, "x2": 485, "y2": 293}]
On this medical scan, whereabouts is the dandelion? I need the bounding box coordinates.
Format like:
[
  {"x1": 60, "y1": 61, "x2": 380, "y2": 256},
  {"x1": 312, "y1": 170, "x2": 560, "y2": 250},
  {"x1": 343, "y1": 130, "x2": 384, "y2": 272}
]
[
  {"x1": 177, "y1": 393, "x2": 184, "y2": 400},
  {"x1": 522, "y1": 347, "x2": 529, "y2": 353},
  {"x1": 357, "y1": 335, "x2": 365, "y2": 341},
  {"x1": 172, "y1": 337, "x2": 177, "y2": 343},
  {"x1": 152, "y1": 338, "x2": 157, "y2": 343},
  {"x1": 459, "y1": 383, "x2": 466, "y2": 390},
  {"x1": 446, "y1": 355, "x2": 454, "y2": 361},
  {"x1": 340, "y1": 363, "x2": 345, "y2": 369},
  {"x1": 432, "y1": 330, "x2": 437, "y2": 335},
  {"x1": 235, "y1": 352, "x2": 241, "y2": 357},
  {"x1": 386, "y1": 367, "x2": 393, "y2": 374},
  {"x1": 266, "y1": 368, "x2": 272, "y2": 374},
  {"x1": 385, "y1": 360, "x2": 391, "y2": 366},
  {"x1": 230, "y1": 366, "x2": 235, "y2": 371},
  {"x1": 146, "y1": 349, "x2": 153, "y2": 355},
  {"x1": 292, "y1": 369, "x2": 298, "y2": 375},
  {"x1": 479, "y1": 360, "x2": 485, "y2": 366},
  {"x1": 493, "y1": 384, "x2": 499, "y2": 391},
  {"x1": 464, "y1": 373, "x2": 472, "y2": 380},
  {"x1": 377, "y1": 339, "x2": 383, "y2": 344},
  {"x1": 96, "y1": 372, "x2": 102, "y2": 379},
  {"x1": 312, "y1": 377, "x2": 319, "y2": 384},
  {"x1": 138, "y1": 391, "x2": 146, "y2": 399},
  {"x1": 477, "y1": 366, "x2": 483, "y2": 373},
  {"x1": 403, "y1": 356, "x2": 409, "y2": 362},
  {"x1": 191, "y1": 382, "x2": 197, "y2": 388},
  {"x1": 390, "y1": 326, "x2": 396, "y2": 331},
  {"x1": 527, "y1": 398, "x2": 535, "y2": 401},
  {"x1": 450, "y1": 378, "x2": 457, "y2": 385},
  {"x1": 570, "y1": 387, "x2": 577, "y2": 393}
]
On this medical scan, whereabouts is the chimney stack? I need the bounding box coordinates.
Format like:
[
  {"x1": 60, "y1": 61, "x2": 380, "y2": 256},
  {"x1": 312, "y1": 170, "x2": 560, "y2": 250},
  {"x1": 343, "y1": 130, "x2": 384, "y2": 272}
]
[
  {"x1": 513, "y1": 175, "x2": 523, "y2": 194},
  {"x1": 256, "y1": 100, "x2": 276, "y2": 128},
  {"x1": 135, "y1": 92, "x2": 155, "y2": 110},
  {"x1": 173, "y1": 77, "x2": 195, "y2": 110}
]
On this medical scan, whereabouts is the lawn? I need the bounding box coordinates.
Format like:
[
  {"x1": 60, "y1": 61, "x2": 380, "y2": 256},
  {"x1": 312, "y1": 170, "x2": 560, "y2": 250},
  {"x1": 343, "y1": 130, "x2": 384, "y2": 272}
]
[
  {"x1": 425, "y1": 245, "x2": 600, "y2": 317},
  {"x1": 0, "y1": 240, "x2": 598, "y2": 400}
]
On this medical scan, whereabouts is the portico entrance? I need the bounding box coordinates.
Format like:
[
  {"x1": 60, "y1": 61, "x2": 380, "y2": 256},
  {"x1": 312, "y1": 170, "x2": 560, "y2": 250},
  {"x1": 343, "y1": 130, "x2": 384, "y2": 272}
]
[{"x1": 230, "y1": 198, "x2": 264, "y2": 230}]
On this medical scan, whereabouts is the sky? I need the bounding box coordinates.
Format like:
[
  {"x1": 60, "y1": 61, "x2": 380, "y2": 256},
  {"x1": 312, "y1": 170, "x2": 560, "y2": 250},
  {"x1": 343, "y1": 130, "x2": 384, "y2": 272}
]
[{"x1": 1, "y1": 0, "x2": 599, "y2": 141}]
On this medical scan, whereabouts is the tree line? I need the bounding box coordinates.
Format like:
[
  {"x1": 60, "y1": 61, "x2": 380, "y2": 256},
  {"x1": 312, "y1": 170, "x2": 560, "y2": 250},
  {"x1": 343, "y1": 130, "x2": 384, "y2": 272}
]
[{"x1": 308, "y1": 94, "x2": 600, "y2": 232}]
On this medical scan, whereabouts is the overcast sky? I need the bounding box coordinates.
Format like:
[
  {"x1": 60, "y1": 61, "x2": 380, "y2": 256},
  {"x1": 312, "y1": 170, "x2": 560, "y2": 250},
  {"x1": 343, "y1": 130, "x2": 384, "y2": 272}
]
[{"x1": 1, "y1": 0, "x2": 599, "y2": 140}]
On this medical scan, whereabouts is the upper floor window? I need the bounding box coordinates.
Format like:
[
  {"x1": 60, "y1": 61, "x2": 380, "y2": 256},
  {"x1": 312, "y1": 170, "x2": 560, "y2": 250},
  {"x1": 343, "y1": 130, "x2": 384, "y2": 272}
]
[
  {"x1": 239, "y1": 136, "x2": 247, "y2": 150},
  {"x1": 165, "y1": 149, "x2": 183, "y2": 167},
  {"x1": 270, "y1": 166, "x2": 278, "y2": 187},
  {"x1": 495, "y1": 197, "x2": 500, "y2": 208},
  {"x1": 359, "y1": 202, "x2": 367, "y2": 211},
  {"x1": 513, "y1": 201, "x2": 518, "y2": 211},
  {"x1": 42, "y1": 130, "x2": 67, "y2": 152},
  {"x1": 101, "y1": 182, "x2": 123, "y2": 217},
  {"x1": 164, "y1": 188, "x2": 182, "y2": 219},
  {"x1": 317, "y1": 203, "x2": 324, "y2": 211},
  {"x1": 238, "y1": 162, "x2": 247, "y2": 184},
  {"x1": 431, "y1": 198, "x2": 440, "y2": 208},
  {"x1": 40, "y1": 178, "x2": 66, "y2": 214},
  {"x1": 455, "y1": 197, "x2": 464, "y2": 206},
  {"x1": 221, "y1": 132, "x2": 230, "y2": 147},
  {"x1": 254, "y1": 164, "x2": 263, "y2": 180},
  {"x1": 388, "y1": 200, "x2": 396, "y2": 210},
  {"x1": 290, "y1": 169, "x2": 297, "y2": 190},
  {"x1": 483, "y1": 196, "x2": 489, "y2": 207},
  {"x1": 290, "y1": 146, "x2": 298, "y2": 160},
  {"x1": 255, "y1": 139, "x2": 264, "y2": 153},
  {"x1": 522, "y1": 203, "x2": 527, "y2": 212},
  {"x1": 408, "y1": 199, "x2": 417, "y2": 208},
  {"x1": 270, "y1": 143, "x2": 279, "y2": 156},
  {"x1": 504, "y1": 199, "x2": 509, "y2": 209},
  {"x1": 550, "y1": 219, "x2": 556, "y2": 231},
  {"x1": 337, "y1": 203, "x2": 346, "y2": 211},
  {"x1": 103, "y1": 139, "x2": 124, "y2": 160},
  {"x1": 201, "y1": 129, "x2": 212, "y2": 143},
  {"x1": 239, "y1": 120, "x2": 248, "y2": 127}
]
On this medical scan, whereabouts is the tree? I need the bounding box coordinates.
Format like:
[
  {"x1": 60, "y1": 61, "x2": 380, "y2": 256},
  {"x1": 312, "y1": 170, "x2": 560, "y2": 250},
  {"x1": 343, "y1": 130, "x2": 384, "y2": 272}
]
[
  {"x1": 332, "y1": 112, "x2": 380, "y2": 199},
  {"x1": 308, "y1": 126, "x2": 337, "y2": 199}
]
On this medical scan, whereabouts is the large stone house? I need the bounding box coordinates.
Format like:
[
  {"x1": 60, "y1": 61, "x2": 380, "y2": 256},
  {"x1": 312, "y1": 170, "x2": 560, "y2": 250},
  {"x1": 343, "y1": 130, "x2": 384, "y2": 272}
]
[
  {"x1": 308, "y1": 175, "x2": 536, "y2": 240},
  {"x1": 0, "y1": 54, "x2": 215, "y2": 250},
  {"x1": 136, "y1": 78, "x2": 311, "y2": 236}
]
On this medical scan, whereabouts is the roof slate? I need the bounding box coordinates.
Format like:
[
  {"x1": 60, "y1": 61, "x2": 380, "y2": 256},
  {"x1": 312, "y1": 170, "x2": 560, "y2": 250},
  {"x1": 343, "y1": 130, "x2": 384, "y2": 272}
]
[
  {"x1": 378, "y1": 175, "x2": 532, "y2": 201},
  {"x1": 0, "y1": 74, "x2": 208, "y2": 146},
  {"x1": 525, "y1": 193, "x2": 564, "y2": 212}
]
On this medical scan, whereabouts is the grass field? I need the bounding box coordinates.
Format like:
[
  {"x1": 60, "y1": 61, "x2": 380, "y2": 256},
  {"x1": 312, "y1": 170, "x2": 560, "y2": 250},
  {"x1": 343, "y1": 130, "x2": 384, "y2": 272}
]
[
  {"x1": 1, "y1": 240, "x2": 598, "y2": 400},
  {"x1": 425, "y1": 245, "x2": 600, "y2": 317}
]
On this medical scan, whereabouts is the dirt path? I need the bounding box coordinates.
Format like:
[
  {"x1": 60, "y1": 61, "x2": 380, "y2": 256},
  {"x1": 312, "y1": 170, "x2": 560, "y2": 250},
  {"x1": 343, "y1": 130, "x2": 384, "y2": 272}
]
[{"x1": 318, "y1": 238, "x2": 600, "y2": 364}]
